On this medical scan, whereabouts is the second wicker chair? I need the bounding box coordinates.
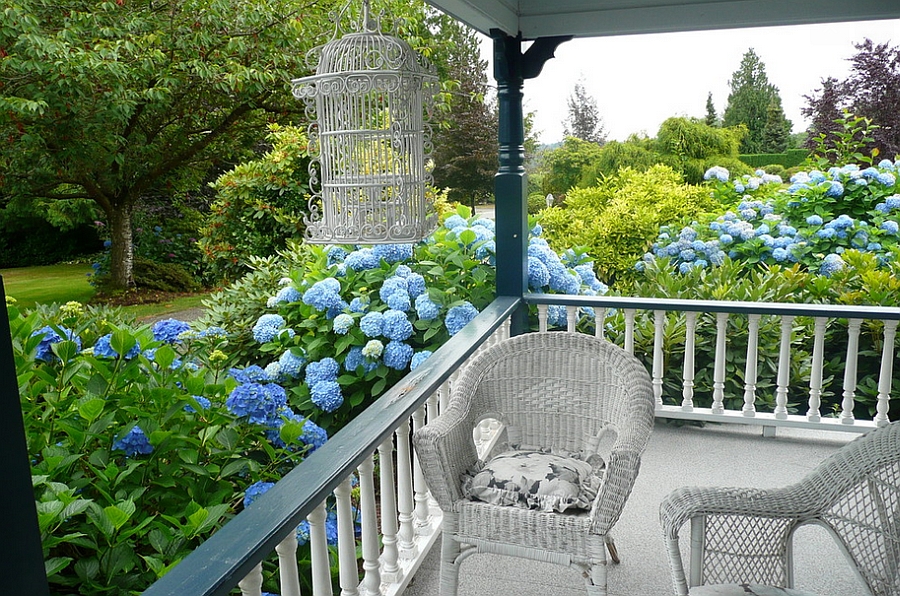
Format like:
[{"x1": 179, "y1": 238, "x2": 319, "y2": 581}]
[{"x1": 413, "y1": 331, "x2": 655, "y2": 596}]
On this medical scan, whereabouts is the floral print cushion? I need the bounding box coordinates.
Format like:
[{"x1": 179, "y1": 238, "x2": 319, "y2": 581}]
[{"x1": 461, "y1": 445, "x2": 605, "y2": 513}]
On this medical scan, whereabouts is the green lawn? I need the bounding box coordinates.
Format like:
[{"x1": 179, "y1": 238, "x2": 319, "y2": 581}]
[{"x1": 1, "y1": 263, "x2": 95, "y2": 307}]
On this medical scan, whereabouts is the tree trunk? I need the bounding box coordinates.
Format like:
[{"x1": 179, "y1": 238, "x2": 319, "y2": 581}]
[{"x1": 106, "y1": 199, "x2": 135, "y2": 291}]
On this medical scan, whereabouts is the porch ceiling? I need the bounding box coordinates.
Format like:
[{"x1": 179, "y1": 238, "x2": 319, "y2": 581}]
[{"x1": 424, "y1": 0, "x2": 900, "y2": 39}]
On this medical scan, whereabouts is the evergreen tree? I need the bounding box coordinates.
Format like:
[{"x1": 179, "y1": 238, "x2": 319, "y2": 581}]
[
  {"x1": 761, "y1": 97, "x2": 791, "y2": 153},
  {"x1": 723, "y1": 48, "x2": 790, "y2": 154},
  {"x1": 431, "y1": 18, "x2": 497, "y2": 206},
  {"x1": 562, "y1": 80, "x2": 607, "y2": 145},
  {"x1": 705, "y1": 92, "x2": 718, "y2": 127}
]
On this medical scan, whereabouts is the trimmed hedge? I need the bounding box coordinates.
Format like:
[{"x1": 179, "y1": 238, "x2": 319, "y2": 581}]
[{"x1": 739, "y1": 148, "x2": 809, "y2": 169}]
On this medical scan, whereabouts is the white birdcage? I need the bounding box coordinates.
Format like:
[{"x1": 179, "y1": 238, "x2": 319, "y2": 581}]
[{"x1": 291, "y1": 1, "x2": 439, "y2": 244}]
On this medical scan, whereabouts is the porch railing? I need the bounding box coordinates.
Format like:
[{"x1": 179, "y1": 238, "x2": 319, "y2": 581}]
[
  {"x1": 527, "y1": 294, "x2": 900, "y2": 435},
  {"x1": 142, "y1": 296, "x2": 519, "y2": 596},
  {"x1": 140, "y1": 293, "x2": 899, "y2": 595}
]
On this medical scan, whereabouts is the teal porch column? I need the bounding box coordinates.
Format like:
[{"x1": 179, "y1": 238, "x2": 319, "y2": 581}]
[{"x1": 491, "y1": 31, "x2": 569, "y2": 335}]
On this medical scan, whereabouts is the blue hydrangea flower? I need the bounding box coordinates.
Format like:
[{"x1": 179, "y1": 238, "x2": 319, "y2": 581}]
[
  {"x1": 362, "y1": 340, "x2": 384, "y2": 358},
  {"x1": 92, "y1": 333, "x2": 140, "y2": 359},
  {"x1": 229, "y1": 365, "x2": 270, "y2": 384},
  {"x1": 881, "y1": 221, "x2": 899, "y2": 235},
  {"x1": 113, "y1": 425, "x2": 153, "y2": 457},
  {"x1": 344, "y1": 248, "x2": 380, "y2": 271},
  {"x1": 679, "y1": 249, "x2": 696, "y2": 262},
  {"x1": 406, "y1": 273, "x2": 426, "y2": 298},
  {"x1": 303, "y1": 278, "x2": 343, "y2": 312},
  {"x1": 824, "y1": 180, "x2": 844, "y2": 198},
  {"x1": 382, "y1": 310, "x2": 413, "y2": 341},
  {"x1": 876, "y1": 172, "x2": 896, "y2": 186},
  {"x1": 252, "y1": 314, "x2": 287, "y2": 344},
  {"x1": 278, "y1": 350, "x2": 307, "y2": 378},
  {"x1": 678, "y1": 262, "x2": 693, "y2": 274},
  {"x1": 806, "y1": 215, "x2": 823, "y2": 226},
  {"x1": 415, "y1": 294, "x2": 440, "y2": 321},
  {"x1": 819, "y1": 253, "x2": 845, "y2": 277},
  {"x1": 394, "y1": 265, "x2": 412, "y2": 278},
  {"x1": 410, "y1": 350, "x2": 432, "y2": 371},
  {"x1": 549, "y1": 269, "x2": 580, "y2": 294},
  {"x1": 444, "y1": 214, "x2": 468, "y2": 230},
  {"x1": 301, "y1": 419, "x2": 328, "y2": 450},
  {"x1": 349, "y1": 297, "x2": 369, "y2": 313},
  {"x1": 527, "y1": 256, "x2": 550, "y2": 289},
  {"x1": 719, "y1": 234, "x2": 733, "y2": 245},
  {"x1": 198, "y1": 326, "x2": 228, "y2": 338},
  {"x1": 887, "y1": 196, "x2": 900, "y2": 210},
  {"x1": 380, "y1": 277, "x2": 411, "y2": 311},
  {"x1": 344, "y1": 346, "x2": 377, "y2": 373},
  {"x1": 703, "y1": 166, "x2": 729, "y2": 182},
  {"x1": 305, "y1": 357, "x2": 339, "y2": 385},
  {"x1": 333, "y1": 313, "x2": 354, "y2": 335},
  {"x1": 373, "y1": 244, "x2": 414, "y2": 263},
  {"x1": 227, "y1": 382, "x2": 287, "y2": 425},
  {"x1": 152, "y1": 319, "x2": 191, "y2": 344},
  {"x1": 184, "y1": 396, "x2": 211, "y2": 413},
  {"x1": 445, "y1": 302, "x2": 479, "y2": 336},
  {"x1": 547, "y1": 305, "x2": 567, "y2": 327},
  {"x1": 360, "y1": 311, "x2": 384, "y2": 337},
  {"x1": 473, "y1": 218, "x2": 495, "y2": 232},
  {"x1": 772, "y1": 247, "x2": 789, "y2": 262},
  {"x1": 31, "y1": 326, "x2": 81, "y2": 362},
  {"x1": 243, "y1": 481, "x2": 275, "y2": 508},
  {"x1": 383, "y1": 341, "x2": 414, "y2": 370},
  {"x1": 327, "y1": 246, "x2": 348, "y2": 265},
  {"x1": 310, "y1": 380, "x2": 343, "y2": 412},
  {"x1": 816, "y1": 228, "x2": 837, "y2": 239},
  {"x1": 265, "y1": 361, "x2": 283, "y2": 382},
  {"x1": 273, "y1": 285, "x2": 302, "y2": 305}
]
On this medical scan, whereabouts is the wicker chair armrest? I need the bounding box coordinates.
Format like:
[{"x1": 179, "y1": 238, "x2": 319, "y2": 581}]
[
  {"x1": 412, "y1": 403, "x2": 479, "y2": 511},
  {"x1": 659, "y1": 485, "x2": 808, "y2": 540},
  {"x1": 590, "y1": 447, "x2": 643, "y2": 535}
]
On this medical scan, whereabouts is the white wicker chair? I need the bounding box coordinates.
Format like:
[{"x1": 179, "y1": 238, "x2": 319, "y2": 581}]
[
  {"x1": 660, "y1": 421, "x2": 900, "y2": 596},
  {"x1": 413, "y1": 331, "x2": 655, "y2": 596}
]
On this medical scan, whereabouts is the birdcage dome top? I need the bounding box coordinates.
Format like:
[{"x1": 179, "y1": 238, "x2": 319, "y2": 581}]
[{"x1": 313, "y1": 29, "x2": 433, "y2": 78}]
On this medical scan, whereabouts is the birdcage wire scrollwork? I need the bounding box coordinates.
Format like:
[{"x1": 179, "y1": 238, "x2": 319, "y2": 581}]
[{"x1": 291, "y1": 0, "x2": 439, "y2": 244}]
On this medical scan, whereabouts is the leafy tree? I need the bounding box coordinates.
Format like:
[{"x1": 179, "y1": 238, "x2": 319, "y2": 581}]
[
  {"x1": 562, "y1": 80, "x2": 607, "y2": 145},
  {"x1": 805, "y1": 39, "x2": 900, "y2": 160},
  {"x1": 540, "y1": 137, "x2": 605, "y2": 196},
  {"x1": 761, "y1": 97, "x2": 791, "y2": 153},
  {"x1": 654, "y1": 117, "x2": 749, "y2": 184},
  {"x1": 431, "y1": 19, "x2": 497, "y2": 207},
  {"x1": 723, "y1": 48, "x2": 790, "y2": 153},
  {"x1": 705, "y1": 92, "x2": 718, "y2": 127},
  {"x1": 0, "y1": 0, "x2": 461, "y2": 291}
]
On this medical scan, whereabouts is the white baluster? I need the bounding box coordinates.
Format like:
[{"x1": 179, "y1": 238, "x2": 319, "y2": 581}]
[
  {"x1": 806, "y1": 317, "x2": 827, "y2": 423},
  {"x1": 711, "y1": 313, "x2": 728, "y2": 415},
  {"x1": 276, "y1": 530, "x2": 302, "y2": 596},
  {"x1": 426, "y1": 390, "x2": 439, "y2": 424},
  {"x1": 378, "y1": 438, "x2": 400, "y2": 583},
  {"x1": 358, "y1": 455, "x2": 381, "y2": 596},
  {"x1": 412, "y1": 405, "x2": 432, "y2": 533},
  {"x1": 742, "y1": 314, "x2": 761, "y2": 417},
  {"x1": 334, "y1": 477, "x2": 359, "y2": 596},
  {"x1": 439, "y1": 378, "x2": 451, "y2": 413},
  {"x1": 652, "y1": 310, "x2": 666, "y2": 407},
  {"x1": 566, "y1": 305, "x2": 577, "y2": 332},
  {"x1": 239, "y1": 562, "x2": 263, "y2": 596},
  {"x1": 308, "y1": 501, "x2": 333, "y2": 596},
  {"x1": 624, "y1": 309, "x2": 636, "y2": 355},
  {"x1": 395, "y1": 418, "x2": 416, "y2": 560},
  {"x1": 774, "y1": 315, "x2": 794, "y2": 420},
  {"x1": 595, "y1": 307, "x2": 605, "y2": 339},
  {"x1": 875, "y1": 320, "x2": 898, "y2": 426},
  {"x1": 681, "y1": 312, "x2": 697, "y2": 411},
  {"x1": 841, "y1": 319, "x2": 862, "y2": 424},
  {"x1": 537, "y1": 304, "x2": 549, "y2": 332}
]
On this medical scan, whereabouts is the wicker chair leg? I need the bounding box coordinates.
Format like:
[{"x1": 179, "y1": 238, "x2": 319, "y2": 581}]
[
  {"x1": 585, "y1": 536, "x2": 609, "y2": 596},
  {"x1": 605, "y1": 534, "x2": 620, "y2": 564},
  {"x1": 439, "y1": 516, "x2": 462, "y2": 596}
]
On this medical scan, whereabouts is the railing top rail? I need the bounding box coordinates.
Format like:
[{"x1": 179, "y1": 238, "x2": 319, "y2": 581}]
[
  {"x1": 142, "y1": 296, "x2": 520, "y2": 596},
  {"x1": 525, "y1": 293, "x2": 900, "y2": 320}
]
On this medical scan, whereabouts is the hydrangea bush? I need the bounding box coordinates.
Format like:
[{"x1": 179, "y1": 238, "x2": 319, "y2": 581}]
[
  {"x1": 641, "y1": 160, "x2": 900, "y2": 276},
  {"x1": 219, "y1": 205, "x2": 608, "y2": 433},
  {"x1": 11, "y1": 302, "x2": 334, "y2": 594}
]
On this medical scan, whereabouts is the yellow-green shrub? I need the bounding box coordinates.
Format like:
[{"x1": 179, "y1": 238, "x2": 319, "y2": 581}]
[{"x1": 540, "y1": 165, "x2": 717, "y2": 287}]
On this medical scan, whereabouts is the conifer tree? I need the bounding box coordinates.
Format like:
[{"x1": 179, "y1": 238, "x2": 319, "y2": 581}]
[
  {"x1": 562, "y1": 80, "x2": 607, "y2": 145},
  {"x1": 723, "y1": 48, "x2": 790, "y2": 154}
]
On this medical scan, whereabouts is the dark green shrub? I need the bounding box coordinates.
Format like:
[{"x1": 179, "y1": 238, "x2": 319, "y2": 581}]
[
  {"x1": 540, "y1": 136, "x2": 605, "y2": 196},
  {"x1": 739, "y1": 148, "x2": 809, "y2": 169},
  {"x1": 527, "y1": 192, "x2": 550, "y2": 214},
  {"x1": 132, "y1": 258, "x2": 199, "y2": 293},
  {"x1": 199, "y1": 124, "x2": 311, "y2": 282}
]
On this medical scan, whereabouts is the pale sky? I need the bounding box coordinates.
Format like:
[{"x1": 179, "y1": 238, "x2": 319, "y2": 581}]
[{"x1": 479, "y1": 19, "x2": 900, "y2": 144}]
